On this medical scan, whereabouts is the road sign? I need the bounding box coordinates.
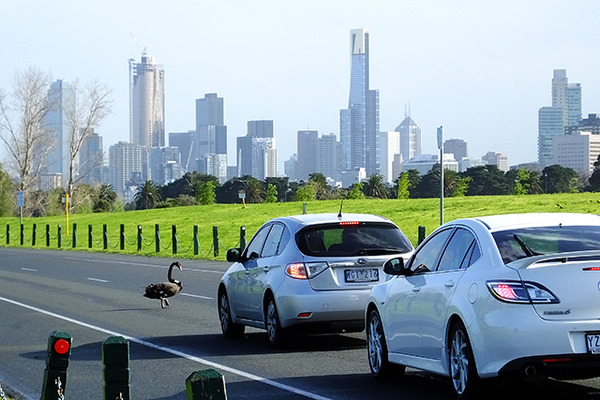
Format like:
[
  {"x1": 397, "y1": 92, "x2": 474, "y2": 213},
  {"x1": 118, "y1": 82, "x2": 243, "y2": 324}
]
[{"x1": 16, "y1": 191, "x2": 23, "y2": 207}]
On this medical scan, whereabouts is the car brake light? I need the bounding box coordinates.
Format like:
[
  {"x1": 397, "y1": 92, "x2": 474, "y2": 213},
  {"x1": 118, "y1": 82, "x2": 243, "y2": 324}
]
[
  {"x1": 486, "y1": 281, "x2": 559, "y2": 304},
  {"x1": 339, "y1": 221, "x2": 359, "y2": 226},
  {"x1": 286, "y1": 263, "x2": 308, "y2": 279}
]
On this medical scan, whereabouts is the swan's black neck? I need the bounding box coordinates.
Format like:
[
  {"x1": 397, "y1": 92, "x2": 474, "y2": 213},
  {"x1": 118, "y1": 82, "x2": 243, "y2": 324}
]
[{"x1": 167, "y1": 262, "x2": 179, "y2": 283}]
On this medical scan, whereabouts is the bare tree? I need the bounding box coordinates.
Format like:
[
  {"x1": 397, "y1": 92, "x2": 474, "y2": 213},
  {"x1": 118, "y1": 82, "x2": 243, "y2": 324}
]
[
  {"x1": 0, "y1": 67, "x2": 55, "y2": 214},
  {"x1": 62, "y1": 79, "x2": 112, "y2": 211}
]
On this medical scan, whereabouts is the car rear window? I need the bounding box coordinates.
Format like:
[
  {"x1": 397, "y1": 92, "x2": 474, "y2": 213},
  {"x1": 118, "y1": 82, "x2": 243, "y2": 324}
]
[
  {"x1": 296, "y1": 222, "x2": 413, "y2": 257},
  {"x1": 492, "y1": 225, "x2": 600, "y2": 264}
]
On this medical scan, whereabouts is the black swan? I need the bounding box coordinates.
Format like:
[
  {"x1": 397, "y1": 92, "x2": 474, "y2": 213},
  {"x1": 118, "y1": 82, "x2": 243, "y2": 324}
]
[{"x1": 143, "y1": 261, "x2": 183, "y2": 308}]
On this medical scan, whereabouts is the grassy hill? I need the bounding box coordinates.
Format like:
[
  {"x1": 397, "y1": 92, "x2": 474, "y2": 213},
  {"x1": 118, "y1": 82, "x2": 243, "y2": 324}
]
[{"x1": 1, "y1": 192, "x2": 599, "y2": 260}]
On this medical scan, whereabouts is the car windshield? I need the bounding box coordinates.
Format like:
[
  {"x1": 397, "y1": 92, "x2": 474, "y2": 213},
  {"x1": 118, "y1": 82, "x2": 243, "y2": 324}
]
[
  {"x1": 492, "y1": 225, "x2": 600, "y2": 264},
  {"x1": 296, "y1": 222, "x2": 413, "y2": 257}
]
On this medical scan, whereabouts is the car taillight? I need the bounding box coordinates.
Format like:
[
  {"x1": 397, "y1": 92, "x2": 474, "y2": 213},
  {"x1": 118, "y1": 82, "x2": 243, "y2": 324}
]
[
  {"x1": 286, "y1": 263, "x2": 308, "y2": 279},
  {"x1": 486, "y1": 281, "x2": 559, "y2": 304},
  {"x1": 285, "y1": 262, "x2": 329, "y2": 279}
]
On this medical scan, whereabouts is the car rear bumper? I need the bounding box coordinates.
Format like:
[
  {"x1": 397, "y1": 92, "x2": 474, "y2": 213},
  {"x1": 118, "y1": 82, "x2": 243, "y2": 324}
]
[
  {"x1": 275, "y1": 288, "x2": 369, "y2": 330},
  {"x1": 498, "y1": 353, "x2": 600, "y2": 380}
]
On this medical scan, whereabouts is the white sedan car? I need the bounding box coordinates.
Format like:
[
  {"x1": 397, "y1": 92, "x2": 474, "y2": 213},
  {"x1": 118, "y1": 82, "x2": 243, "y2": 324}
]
[{"x1": 366, "y1": 213, "x2": 600, "y2": 398}]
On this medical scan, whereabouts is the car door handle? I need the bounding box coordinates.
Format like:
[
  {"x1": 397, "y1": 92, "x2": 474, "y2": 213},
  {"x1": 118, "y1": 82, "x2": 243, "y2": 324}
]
[
  {"x1": 263, "y1": 266, "x2": 270, "y2": 273},
  {"x1": 445, "y1": 280, "x2": 455, "y2": 289},
  {"x1": 412, "y1": 287, "x2": 421, "y2": 293}
]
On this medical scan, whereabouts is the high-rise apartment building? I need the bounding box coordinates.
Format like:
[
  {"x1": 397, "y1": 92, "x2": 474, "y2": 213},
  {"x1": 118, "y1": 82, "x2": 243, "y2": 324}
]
[
  {"x1": 538, "y1": 69, "x2": 582, "y2": 167},
  {"x1": 395, "y1": 116, "x2": 421, "y2": 162},
  {"x1": 109, "y1": 141, "x2": 145, "y2": 199},
  {"x1": 340, "y1": 28, "x2": 380, "y2": 177},
  {"x1": 252, "y1": 137, "x2": 277, "y2": 180},
  {"x1": 553, "y1": 131, "x2": 600, "y2": 177},
  {"x1": 44, "y1": 79, "x2": 74, "y2": 186},
  {"x1": 129, "y1": 52, "x2": 165, "y2": 150}
]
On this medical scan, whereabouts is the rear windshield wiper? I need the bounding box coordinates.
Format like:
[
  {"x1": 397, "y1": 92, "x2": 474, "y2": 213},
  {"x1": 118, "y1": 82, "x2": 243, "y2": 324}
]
[{"x1": 513, "y1": 234, "x2": 543, "y2": 257}]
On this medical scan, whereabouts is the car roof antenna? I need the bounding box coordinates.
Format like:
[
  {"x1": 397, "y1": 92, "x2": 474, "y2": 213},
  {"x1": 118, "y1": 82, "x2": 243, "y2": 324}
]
[{"x1": 337, "y1": 200, "x2": 343, "y2": 218}]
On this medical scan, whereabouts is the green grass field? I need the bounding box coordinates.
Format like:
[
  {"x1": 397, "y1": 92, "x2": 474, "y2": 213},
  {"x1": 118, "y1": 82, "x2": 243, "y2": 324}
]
[{"x1": 1, "y1": 192, "x2": 600, "y2": 261}]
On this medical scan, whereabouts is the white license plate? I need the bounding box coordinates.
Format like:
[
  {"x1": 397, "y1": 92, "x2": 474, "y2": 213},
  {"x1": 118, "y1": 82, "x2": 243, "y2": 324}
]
[
  {"x1": 586, "y1": 334, "x2": 600, "y2": 354},
  {"x1": 345, "y1": 268, "x2": 379, "y2": 283}
]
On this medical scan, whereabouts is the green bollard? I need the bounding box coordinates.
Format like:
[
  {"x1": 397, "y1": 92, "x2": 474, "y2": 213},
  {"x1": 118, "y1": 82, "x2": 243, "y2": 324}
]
[
  {"x1": 418, "y1": 225, "x2": 426, "y2": 245},
  {"x1": 41, "y1": 331, "x2": 72, "y2": 400},
  {"x1": 102, "y1": 336, "x2": 130, "y2": 400},
  {"x1": 186, "y1": 369, "x2": 227, "y2": 400}
]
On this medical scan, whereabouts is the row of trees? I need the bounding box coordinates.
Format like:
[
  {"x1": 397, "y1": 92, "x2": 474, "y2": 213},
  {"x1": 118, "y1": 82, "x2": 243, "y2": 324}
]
[{"x1": 127, "y1": 160, "x2": 600, "y2": 211}]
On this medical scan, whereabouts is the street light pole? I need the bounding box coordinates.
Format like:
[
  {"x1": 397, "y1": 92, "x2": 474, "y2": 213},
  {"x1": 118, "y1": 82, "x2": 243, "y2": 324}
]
[{"x1": 437, "y1": 126, "x2": 444, "y2": 225}]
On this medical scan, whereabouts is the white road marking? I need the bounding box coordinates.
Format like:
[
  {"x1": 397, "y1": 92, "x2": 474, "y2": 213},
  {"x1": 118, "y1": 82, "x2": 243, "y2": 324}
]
[
  {"x1": 63, "y1": 257, "x2": 223, "y2": 274},
  {"x1": 21, "y1": 268, "x2": 38, "y2": 272},
  {"x1": 180, "y1": 293, "x2": 213, "y2": 300},
  {"x1": 87, "y1": 277, "x2": 109, "y2": 283},
  {"x1": 0, "y1": 296, "x2": 331, "y2": 400}
]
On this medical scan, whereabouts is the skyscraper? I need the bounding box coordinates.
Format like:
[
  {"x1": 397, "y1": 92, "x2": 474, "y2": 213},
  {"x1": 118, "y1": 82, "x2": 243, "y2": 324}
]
[
  {"x1": 395, "y1": 115, "x2": 422, "y2": 162},
  {"x1": 340, "y1": 28, "x2": 380, "y2": 177},
  {"x1": 196, "y1": 93, "x2": 227, "y2": 182},
  {"x1": 79, "y1": 130, "x2": 104, "y2": 185},
  {"x1": 296, "y1": 130, "x2": 319, "y2": 181},
  {"x1": 538, "y1": 69, "x2": 582, "y2": 167},
  {"x1": 380, "y1": 131, "x2": 400, "y2": 183},
  {"x1": 45, "y1": 79, "x2": 74, "y2": 186},
  {"x1": 237, "y1": 120, "x2": 274, "y2": 178},
  {"x1": 129, "y1": 52, "x2": 165, "y2": 150},
  {"x1": 444, "y1": 138, "x2": 468, "y2": 161}
]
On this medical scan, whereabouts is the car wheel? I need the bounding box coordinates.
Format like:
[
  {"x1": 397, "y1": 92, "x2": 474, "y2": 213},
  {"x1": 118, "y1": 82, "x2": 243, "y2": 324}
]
[
  {"x1": 449, "y1": 321, "x2": 479, "y2": 398},
  {"x1": 366, "y1": 309, "x2": 405, "y2": 379},
  {"x1": 265, "y1": 297, "x2": 286, "y2": 347},
  {"x1": 218, "y1": 290, "x2": 245, "y2": 338}
]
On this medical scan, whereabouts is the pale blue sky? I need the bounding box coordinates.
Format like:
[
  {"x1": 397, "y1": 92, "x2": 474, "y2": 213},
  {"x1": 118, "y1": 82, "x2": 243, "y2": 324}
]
[{"x1": 3, "y1": 0, "x2": 599, "y2": 171}]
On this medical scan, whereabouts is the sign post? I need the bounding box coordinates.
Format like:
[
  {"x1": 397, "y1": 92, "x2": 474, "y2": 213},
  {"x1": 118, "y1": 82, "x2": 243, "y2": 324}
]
[{"x1": 238, "y1": 190, "x2": 246, "y2": 209}]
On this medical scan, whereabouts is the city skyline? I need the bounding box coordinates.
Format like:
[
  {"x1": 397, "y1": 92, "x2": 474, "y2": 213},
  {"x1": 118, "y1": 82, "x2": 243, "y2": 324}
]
[{"x1": 3, "y1": 1, "x2": 600, "y2": 174}]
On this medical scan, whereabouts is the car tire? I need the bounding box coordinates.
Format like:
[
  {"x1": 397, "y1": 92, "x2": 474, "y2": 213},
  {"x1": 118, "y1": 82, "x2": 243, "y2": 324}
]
[
  {"x1": 449, "y1": 321, "x2": 480, "y2": 399},
  {"x1": 218, "y1": 290, "x2": 245, "y2": 338},
  {"x1": 265, "y1": 297, "x2": 286, "y2": 347},
  {"x1": 366, "y1": 308, "x2": 405, "y2": 379}
]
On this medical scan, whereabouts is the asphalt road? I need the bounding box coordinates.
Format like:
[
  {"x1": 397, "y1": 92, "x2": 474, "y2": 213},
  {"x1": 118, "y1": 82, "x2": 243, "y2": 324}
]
[{"x1": 1, "y1": 248, "x2": 600, "y2": 400}]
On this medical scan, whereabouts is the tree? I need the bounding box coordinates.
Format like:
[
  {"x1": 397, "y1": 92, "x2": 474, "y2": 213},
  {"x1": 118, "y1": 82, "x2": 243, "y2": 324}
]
[
  {"x1": 463, "y1": 165, "x2": 510, "y2": 196},
  {"x1": 346, "y1": 183, "x2": 365, "y2": 199},
  {"x1": 295, "y1": 183, "x2": 316, "y2": 202},
  {"x1": 245, "y1": 177, "x2": 265, "y2": 203},
  {"x1": 363, "y1": 174, "x2": 389, "y2": 199},
  {"x1": 265, "y1": 176, "x2": 289, "y2": 202},
  {"x1": 265, "y1": 183, "x2": 278, "y2": 203},
  {"x1": 93, "y1": 184, "x2": 117, "y2": 213},
  {"x1": 542, "y1": 165, "x2": 579, "y2": 194},
  {"x1": 197, "y1": 180, "x2": 216, "y2": 205},
  {"x1": 0, "y1": 163, "x2": 14, "y2": 216},
  {"x1": 308, "y1": 173, "x2": 330, "y2": 200},
  {"x1": 587, "y1": 154, "x2": 600, "y2": 192},
  {"x1": 62, "y1": 80, "x2": 112, "y2": 212},
  {"x1": 0, "y1": 67, "x2": 54, "y2": 215},
  {"x1": 396, "y1": 173, "x2": 410, "y2": 199},
  {"x1": 134, "y1": 181, "x2": 161, "y2": 210}
]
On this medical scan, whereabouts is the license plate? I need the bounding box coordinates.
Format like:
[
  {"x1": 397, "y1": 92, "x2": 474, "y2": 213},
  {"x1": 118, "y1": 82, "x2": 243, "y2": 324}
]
[
  {"x1": 586, "y1": 334, "x2": 600, "y2": 354},
  {"x1": 345, "y1": 268, "x2": 379, "y2": 283}
]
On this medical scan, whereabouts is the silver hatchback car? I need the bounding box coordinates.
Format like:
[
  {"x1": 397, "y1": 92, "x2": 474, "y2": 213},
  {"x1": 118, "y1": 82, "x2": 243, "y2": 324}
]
[{"x1": 217, "y1": 213, "x2": 414, "y2": 346}]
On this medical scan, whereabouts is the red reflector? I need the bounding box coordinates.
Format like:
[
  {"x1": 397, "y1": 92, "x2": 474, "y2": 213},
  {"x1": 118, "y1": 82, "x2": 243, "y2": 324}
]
[
  {"x1": 583, "y1": 267, "x2": 600, "y2": 271},
  {"x1": 339, "y1": 221, "x2": 359, "y2": 226},
  {"x1": 54, "y1": 339, "x2": 70, "y2": 355},
  {"x1": 543, "y1": 358, "x2": 571, "y2": 363},
  {"x1": 297, "y1": 313, "x2": 312, "y2": 318}
]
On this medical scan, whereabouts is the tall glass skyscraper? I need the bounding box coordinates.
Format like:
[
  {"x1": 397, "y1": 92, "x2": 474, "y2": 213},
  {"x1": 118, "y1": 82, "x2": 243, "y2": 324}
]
[
  {"x1": 129, "y1": 52, "x2": 165, "y2": 150},
  {"x1": 340, "y1": 28, "x2": 380, "y2": 178},
  {"x1": 45, "y1": 79, "x2": 74, "y2": 186}
]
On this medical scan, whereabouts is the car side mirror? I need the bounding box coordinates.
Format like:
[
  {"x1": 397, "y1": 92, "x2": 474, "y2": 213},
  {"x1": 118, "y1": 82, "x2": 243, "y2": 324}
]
[
  {"x1": 383, "y1": 257, "x2": 408, "y2": 276},
  {"x1": 226, "y1": 248, "x2": 242, "y2": 262}
]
